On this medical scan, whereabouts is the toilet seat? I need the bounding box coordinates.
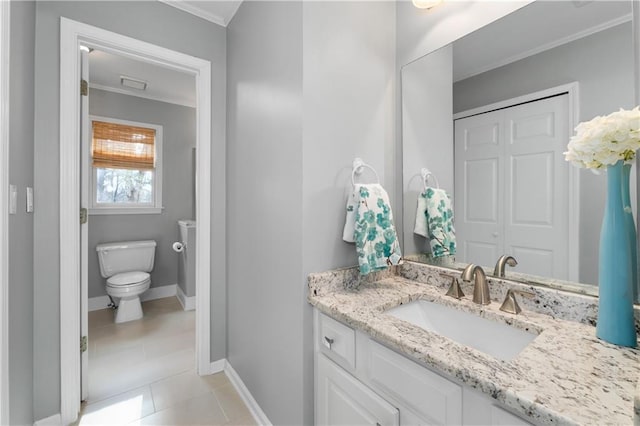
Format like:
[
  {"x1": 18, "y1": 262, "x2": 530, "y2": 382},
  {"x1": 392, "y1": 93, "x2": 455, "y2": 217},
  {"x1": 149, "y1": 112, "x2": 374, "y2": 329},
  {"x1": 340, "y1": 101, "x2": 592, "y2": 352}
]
[{"x1": 107, "y1": 271, "x2": 150, "y2": 286}]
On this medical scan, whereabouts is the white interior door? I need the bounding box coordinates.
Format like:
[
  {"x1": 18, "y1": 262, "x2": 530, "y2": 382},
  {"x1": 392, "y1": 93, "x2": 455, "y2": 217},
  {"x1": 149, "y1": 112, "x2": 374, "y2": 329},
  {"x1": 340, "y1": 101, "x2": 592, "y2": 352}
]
[
  {"x1": 80, "y1": 49, "x2": 90, "y2": 401},
  {"x1": 454, "y1": 110, "x2": 504, "y2": 268},
  {"x1": 454, "y1": 94, "x2": 570, "y2": 280},
  {"x1": 504, "y1": 95, "x2": 569, "y2": 279}
]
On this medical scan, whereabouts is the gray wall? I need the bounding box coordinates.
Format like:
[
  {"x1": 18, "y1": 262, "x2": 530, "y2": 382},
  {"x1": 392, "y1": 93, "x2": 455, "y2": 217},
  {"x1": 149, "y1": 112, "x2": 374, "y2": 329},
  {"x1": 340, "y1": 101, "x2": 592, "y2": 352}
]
[
  {"x1": 33, "y1": 2, "x2": 227, "y2": 419},
  {"x1": 9, "y1": 1, "x2": 35, "y2": 424},
  {"x1": 401, "y1": 45, "x2": 453, "y2": 257},
  {"x1": 88, "y1": 88, "x2": 196, "y2": 299},
  {"x1": 453, "y1": 23, "x2": 635, "y2": 285},
  {"x1": 226, "y1": 2, "x2": 304, "y2": 425},
  {"x1": 301, "y1": 3, "x2": 396, "y2": 422},
  {"x1": 227, "y1": 2, "x2": 395, "y2": 424}
]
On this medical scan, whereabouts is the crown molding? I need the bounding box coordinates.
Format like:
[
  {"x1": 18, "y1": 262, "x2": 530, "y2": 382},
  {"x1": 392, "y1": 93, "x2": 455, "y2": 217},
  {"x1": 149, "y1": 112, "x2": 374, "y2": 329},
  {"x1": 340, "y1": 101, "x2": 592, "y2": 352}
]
[
  {"x1": 456, "y1": 13, "x2": 632, "y2": 82},
  {"x1": 158, "y1": 0, "x2": 228, "y2": 27}
]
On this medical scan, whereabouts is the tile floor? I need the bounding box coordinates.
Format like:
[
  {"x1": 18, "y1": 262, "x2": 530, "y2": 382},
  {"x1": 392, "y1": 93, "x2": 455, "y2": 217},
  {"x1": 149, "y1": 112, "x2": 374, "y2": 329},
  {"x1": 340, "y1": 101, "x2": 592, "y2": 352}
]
[{"x1": 76, "y1": 297, "x2": 255, "y2": 425}]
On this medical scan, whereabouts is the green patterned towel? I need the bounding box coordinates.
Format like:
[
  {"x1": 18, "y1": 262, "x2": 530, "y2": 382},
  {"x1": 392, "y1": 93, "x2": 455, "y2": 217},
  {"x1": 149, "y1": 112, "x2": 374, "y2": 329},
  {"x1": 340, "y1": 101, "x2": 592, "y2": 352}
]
[
  {"x1": 353, "y1": 184, "x2": 402, "y2": 275},
  {"x1": 422, "y1": 187, "x2": 456, "y2": 258}
]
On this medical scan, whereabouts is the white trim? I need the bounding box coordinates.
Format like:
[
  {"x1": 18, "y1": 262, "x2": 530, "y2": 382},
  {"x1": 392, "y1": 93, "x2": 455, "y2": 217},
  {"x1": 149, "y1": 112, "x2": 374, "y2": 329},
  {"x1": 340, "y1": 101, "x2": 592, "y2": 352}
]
[
  {"x1": 87, "y1": 295, "x2": 111, "y2": 312},
  {"x1": 141, "y1": 284, "x2": 176, "y2": 302},
  {"x1": 224, "y1": 361, "x2": 272, "y2": 426},
  {"x1": 33, "y1": 413, "x2": 62, "y2": 426},
  {"x1": 157, "y1": 0, "x2": 228, "y2": 27},
  {"x1": 454, "y1": 82, "x2": 580, "y2": 282},
  {"x1": 60, "y1": 18, "x2": 212, "y2": 424},
  {"x1": 176, "y1": 285, "x2": 195, "y2": 311},
  {"x1": 0, "y1": 2, "x2": 9, "y2": 424},
  {"x1": 88, "y1": 207, "x2": 163, "y2": 215},
  {"x1": 89, "y1": 82, "x2": 196, "y2": 109},
  {"x1": 89, "y1": 115, "x2": 163, "y2": 213},
  {"x1": 210, "y1": 358, "x2": 226, "y2": 374},
  {"x1": 456, "y1": 14, "x2": 633, "y2": 82},
  {"x1": 88, "y1": 284, "x2": 178, "y2": 312}
]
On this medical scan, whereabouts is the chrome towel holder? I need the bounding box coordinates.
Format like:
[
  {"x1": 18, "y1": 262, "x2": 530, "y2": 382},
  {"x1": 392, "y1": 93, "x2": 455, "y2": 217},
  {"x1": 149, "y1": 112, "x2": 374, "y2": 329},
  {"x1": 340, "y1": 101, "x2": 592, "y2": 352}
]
[
  {"x1": 421, "y1": 167, "x2": 440, "y2": 190},
  {"x1": 352, "y1": 158, "x2": 380, "y2": 186}
]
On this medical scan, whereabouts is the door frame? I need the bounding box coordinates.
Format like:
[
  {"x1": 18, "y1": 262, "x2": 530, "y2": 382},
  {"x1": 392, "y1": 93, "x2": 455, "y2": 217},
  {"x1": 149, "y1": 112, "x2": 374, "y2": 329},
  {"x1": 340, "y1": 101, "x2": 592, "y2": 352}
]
[
  {"x1": 0, "y1": 1, "x2": 9, "y2": 424},
  {"x1": 453, "y1": 82, "x2": 580, "y2": 282},
  {"x1": 60, "y1": 18, "x2": 212, "y2": 424}
]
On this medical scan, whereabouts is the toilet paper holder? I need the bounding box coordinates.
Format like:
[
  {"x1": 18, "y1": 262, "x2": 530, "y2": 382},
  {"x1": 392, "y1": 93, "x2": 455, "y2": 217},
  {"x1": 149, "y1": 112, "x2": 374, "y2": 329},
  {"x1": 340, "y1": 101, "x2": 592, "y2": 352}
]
[{"x1": 172, "y1": 241, "x2": 185, "y2": 253}]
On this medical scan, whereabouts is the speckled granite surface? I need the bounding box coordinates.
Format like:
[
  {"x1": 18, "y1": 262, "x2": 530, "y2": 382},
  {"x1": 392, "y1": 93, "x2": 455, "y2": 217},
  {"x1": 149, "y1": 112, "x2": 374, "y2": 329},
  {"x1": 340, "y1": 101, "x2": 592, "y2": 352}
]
[{"x1": 308, "y1": 262, "x2": 640, "y2": 426}]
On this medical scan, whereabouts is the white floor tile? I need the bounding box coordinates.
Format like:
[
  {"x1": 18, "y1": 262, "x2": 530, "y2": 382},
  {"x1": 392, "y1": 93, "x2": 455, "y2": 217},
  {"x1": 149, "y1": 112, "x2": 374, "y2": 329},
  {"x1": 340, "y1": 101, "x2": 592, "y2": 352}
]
[{"x1": 80, "y1": 296, "x2": 251, "y2": 425}]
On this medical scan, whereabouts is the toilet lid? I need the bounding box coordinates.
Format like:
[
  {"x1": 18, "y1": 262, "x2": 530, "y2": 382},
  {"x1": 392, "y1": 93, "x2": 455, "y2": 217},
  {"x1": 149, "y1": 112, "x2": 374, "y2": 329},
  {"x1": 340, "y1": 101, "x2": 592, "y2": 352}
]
[{"x1": 107, "y1": 271, "x2": 150, "y2": 286}]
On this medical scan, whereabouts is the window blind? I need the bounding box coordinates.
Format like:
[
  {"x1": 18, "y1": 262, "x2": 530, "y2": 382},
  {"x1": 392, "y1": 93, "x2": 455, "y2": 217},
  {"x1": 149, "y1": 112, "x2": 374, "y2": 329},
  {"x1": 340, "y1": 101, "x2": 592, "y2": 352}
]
[{"x1": 92, "y1": 121, "x2": 156, "y2": 170}]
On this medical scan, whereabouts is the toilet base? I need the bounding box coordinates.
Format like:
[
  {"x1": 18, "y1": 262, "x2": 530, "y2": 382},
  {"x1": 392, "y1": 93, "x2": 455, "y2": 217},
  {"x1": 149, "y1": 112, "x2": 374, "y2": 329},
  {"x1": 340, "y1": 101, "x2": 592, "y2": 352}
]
[{"x1": 115, "y1": 297, "x2": 143, "y2": 323}]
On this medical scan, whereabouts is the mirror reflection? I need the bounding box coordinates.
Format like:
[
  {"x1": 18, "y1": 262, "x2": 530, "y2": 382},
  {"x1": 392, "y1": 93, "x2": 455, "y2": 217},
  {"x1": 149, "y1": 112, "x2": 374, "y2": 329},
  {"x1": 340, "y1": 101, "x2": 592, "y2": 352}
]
[{"x1": 401, "y1": 1, "x2": 634, "y2": 293}]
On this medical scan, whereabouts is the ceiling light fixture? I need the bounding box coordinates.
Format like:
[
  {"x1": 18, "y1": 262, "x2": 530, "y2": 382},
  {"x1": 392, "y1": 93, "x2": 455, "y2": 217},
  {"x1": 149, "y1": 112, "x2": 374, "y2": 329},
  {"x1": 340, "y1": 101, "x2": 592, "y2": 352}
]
[
  {"x1": 120, "y1": 75, "x2": 148, "y2": 91},
  {"x1": 412, "y1": 0, "x2": 443, "y2": 9}
]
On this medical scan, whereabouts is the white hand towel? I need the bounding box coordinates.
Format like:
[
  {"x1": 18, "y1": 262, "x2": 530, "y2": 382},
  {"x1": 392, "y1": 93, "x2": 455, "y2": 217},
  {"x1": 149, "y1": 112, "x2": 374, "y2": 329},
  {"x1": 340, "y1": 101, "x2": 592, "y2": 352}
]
[
  {"x1": 342, "y1": 190, "x2": 358, "y2": 243},
  {"x1": 414, "y1": 195, "x2": 428, "y2": 237}
]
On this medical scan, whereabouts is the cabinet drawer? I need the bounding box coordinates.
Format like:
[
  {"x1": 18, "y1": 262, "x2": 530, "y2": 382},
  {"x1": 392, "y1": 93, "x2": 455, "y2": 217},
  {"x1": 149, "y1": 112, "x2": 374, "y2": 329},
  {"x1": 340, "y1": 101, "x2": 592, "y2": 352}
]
[
  {"x1": 366, "y1": 340, "x2": 462, "y2": 425},
  {"x1": 318, "y1": 313, "x2": 356, "y2": 369}
]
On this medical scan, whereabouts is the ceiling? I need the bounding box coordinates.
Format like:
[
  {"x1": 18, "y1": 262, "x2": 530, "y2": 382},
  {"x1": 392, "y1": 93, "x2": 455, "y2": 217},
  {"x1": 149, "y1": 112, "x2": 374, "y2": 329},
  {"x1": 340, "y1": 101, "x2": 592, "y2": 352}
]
[
  {"x1": 90, "y1": 1, "x2": 632, "y2": 107},
  {"x1": 88, "y1": 1, "x2": 246, "y2": 107},
  {"x1": 453, "y1": 0, "x2": 632, "y2": 82},
  {"x1": 88, "y1": 49, "x2": 196, "y2": 108},
  {"x1": 158, "y1": 0, "x2": 243, "y2": 27}
]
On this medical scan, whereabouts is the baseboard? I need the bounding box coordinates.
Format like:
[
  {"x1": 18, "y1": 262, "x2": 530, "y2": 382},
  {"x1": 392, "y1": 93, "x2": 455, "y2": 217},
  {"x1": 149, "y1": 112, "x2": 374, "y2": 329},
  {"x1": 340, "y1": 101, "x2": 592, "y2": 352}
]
[
  {"x1": 141, "y1": 284, "x2": 177, "y2": 302},
  {"x1": 223, "y1": 361, "x2": 272, "y2": 426},
  {"x1": 176, "y1": 285, "x2": 196, "y2": 311},
  {"x1": 88, "y1": 283, "x2": 177, "y2": 312},
  {"x1": 210, "y1": 358, "x2": 226, "y2": 374},
  {"x1": 33, "y1": 413, "x2": 61, "y2": 425}
]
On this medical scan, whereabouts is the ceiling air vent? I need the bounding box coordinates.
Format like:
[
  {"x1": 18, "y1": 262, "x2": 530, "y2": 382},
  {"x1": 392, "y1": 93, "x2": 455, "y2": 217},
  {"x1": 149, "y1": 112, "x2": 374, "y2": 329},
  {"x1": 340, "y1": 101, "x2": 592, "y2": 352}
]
[{"x1": 120, "y1": 75, "x2": 147, "y2": 91}]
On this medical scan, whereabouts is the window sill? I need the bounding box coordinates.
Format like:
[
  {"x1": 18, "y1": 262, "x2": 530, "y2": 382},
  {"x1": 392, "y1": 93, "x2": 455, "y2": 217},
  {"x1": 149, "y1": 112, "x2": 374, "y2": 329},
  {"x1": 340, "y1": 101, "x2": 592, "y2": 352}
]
[{"x1": 89, "y1": 207, "x2": 163, "y2": 215}]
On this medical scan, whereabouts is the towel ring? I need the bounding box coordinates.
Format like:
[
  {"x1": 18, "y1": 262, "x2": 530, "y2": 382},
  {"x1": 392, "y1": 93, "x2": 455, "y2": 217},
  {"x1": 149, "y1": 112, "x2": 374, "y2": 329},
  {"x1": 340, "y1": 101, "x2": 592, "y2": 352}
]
[
  {"x1": 352, "y1": 158, "x2": 380, "y2": 186},
  {"x1": 421, "y1": 167, "x2": 440, "y2": 190}
]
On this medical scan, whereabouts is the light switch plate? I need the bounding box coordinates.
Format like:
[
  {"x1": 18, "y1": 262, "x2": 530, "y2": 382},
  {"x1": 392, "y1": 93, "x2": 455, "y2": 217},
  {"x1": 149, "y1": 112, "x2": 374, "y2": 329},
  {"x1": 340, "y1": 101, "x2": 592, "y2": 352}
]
[
  {"x1": 26, "y1": 187, "x2": 33, "y2": 213},
  {"x1": 9, "y1": 185, "x2": 16, "y2": 215}
]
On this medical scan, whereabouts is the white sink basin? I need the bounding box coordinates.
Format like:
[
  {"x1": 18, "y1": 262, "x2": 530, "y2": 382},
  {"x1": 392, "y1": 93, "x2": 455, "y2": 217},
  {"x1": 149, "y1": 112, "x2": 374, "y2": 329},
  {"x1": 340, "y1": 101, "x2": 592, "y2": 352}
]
[{"x1": 386, "y1": 300, "x2": 537, "y2": 361}]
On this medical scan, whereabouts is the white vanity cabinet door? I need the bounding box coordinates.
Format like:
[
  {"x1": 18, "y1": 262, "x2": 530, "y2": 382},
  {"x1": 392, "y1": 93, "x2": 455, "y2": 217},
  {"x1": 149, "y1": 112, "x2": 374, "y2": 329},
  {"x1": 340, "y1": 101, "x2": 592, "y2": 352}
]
[
  {"x1": 317, "y1": 354, "x2": 400, "y2": 426},
  {"x1": 463, "y1": 387, "x2": 533, "y2": 426},
  {"x1": 490, "y1": 405, "x2": 533, "y2": 426},
  {"x1": 365, "y1": 340, "x2": 462, "y2": 425}
]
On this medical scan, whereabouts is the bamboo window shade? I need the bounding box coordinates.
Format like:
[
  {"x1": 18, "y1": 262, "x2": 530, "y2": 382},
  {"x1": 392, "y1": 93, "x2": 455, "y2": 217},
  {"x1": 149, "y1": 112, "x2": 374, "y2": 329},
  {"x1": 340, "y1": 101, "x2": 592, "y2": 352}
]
[{"x1": 92, "y1": 121, "x2": 156, "y2": 170}]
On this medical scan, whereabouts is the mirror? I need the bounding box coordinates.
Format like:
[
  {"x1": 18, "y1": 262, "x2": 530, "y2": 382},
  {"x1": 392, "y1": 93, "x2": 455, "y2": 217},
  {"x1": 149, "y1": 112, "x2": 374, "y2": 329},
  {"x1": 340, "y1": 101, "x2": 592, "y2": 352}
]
[{"x1": 401, "y1": 0, "x2": 635, "y2": 296}]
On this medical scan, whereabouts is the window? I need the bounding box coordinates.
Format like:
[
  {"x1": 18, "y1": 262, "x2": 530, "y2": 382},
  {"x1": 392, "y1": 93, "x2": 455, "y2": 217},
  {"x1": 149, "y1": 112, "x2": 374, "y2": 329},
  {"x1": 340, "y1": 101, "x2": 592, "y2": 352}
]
[{"x1": 90, "y1": 117, "x2": 163, "y2": 214}]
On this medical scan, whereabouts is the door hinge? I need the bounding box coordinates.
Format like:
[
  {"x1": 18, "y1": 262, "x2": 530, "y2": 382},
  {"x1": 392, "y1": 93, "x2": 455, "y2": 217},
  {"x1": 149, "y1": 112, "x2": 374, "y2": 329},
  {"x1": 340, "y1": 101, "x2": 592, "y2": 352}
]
[
  {"x1": 80, "y1": 79, "x2": 88, "y2": 96},
  {"x1": 81, "y1": 335, "x2": 88, "y2": 353},
  {"x1": 80, "y1": 207, "x2": 88, "y2": 224}
]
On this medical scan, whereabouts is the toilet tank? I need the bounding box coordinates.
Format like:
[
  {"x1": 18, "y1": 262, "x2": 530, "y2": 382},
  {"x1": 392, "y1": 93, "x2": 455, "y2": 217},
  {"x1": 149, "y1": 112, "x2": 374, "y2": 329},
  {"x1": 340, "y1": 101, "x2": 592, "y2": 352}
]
[{"x1": 96, "y1": 240, "x2": 156, "y2": 278}]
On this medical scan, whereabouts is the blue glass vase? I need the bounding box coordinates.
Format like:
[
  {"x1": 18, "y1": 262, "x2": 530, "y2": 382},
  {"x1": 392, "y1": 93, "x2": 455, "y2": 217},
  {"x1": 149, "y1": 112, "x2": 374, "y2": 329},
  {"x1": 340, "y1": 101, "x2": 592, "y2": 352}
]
[
  {"x1": 597, "y1": 160, "x2": 637, "y2": 347},
  {"x1": 622, "y1": 163, "x2": 638, "y2": 302}
]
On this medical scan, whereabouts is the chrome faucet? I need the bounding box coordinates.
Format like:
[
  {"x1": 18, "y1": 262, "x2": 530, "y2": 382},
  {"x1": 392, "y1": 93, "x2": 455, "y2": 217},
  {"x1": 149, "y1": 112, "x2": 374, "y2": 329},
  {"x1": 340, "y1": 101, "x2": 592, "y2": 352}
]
[
  {"x1": 493, "y1": 255, "x2": 517, "y2": 277},
  {"x1": 461, "y1": 264, "x2": 490, "y2": 305}
]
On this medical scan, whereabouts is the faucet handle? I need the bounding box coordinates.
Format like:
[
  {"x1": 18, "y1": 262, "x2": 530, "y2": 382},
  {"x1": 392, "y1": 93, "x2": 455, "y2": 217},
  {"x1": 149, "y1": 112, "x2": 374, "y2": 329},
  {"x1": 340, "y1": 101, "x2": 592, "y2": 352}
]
[
  {"x1": 499, "y1": 288, "x2": 535, "y2": 314},
  {"x1": 445, "y1": 277, "x2": 465, "y2": 300}
]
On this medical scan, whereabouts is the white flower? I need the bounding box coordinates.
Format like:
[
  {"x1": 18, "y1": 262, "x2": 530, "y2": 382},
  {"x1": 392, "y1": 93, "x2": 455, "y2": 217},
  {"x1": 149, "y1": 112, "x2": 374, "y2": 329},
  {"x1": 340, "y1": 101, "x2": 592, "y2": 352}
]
[{"x1": 564, "y1": 107, "x2": 640, "y2": 169}]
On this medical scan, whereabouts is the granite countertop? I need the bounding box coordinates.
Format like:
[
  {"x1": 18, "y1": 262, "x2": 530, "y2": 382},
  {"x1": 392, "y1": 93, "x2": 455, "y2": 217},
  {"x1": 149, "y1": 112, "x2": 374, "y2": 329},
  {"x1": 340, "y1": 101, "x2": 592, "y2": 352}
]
[{"x1": 308, "y1": 267, "x2": 640, "y2": 426}]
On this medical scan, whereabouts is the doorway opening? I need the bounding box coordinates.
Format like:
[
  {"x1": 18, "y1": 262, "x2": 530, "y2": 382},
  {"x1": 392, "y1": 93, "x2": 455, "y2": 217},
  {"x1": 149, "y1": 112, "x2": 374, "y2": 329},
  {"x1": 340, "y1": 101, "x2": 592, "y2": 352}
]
[{"x1": 60, "y1": 18, "x2": 212, "y2": 424}]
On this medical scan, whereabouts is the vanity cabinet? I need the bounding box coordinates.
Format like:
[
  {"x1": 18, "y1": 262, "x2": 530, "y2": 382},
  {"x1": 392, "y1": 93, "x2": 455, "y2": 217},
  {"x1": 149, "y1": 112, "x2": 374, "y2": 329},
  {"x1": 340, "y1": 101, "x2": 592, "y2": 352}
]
[
  {"x1": 317, "y1": 354, "x2": 400, "y2": 426},
  {"x1": 314, "y1": 310, "x2": 533, "y2": 426}
]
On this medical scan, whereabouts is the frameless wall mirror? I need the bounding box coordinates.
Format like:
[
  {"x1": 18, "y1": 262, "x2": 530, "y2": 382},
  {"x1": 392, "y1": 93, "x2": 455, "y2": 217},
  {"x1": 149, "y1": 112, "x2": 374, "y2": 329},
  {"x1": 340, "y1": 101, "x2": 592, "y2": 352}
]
[{"x1": 401, "y1": 0, "x2": 634, "y2": 297}]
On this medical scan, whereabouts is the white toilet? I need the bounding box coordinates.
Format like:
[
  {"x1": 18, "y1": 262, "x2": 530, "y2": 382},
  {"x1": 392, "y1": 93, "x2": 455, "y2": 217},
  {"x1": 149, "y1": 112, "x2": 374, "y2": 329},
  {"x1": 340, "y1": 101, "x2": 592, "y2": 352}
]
[{"x1": 96, "y1": 240, "x2": 157, "y2": 323}]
